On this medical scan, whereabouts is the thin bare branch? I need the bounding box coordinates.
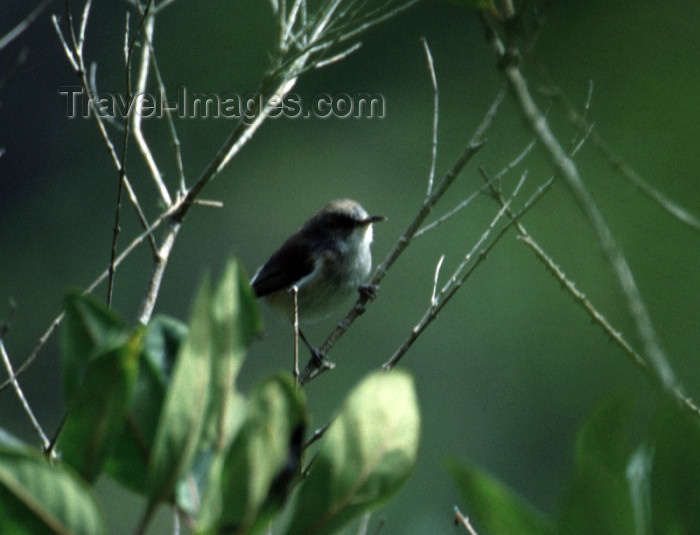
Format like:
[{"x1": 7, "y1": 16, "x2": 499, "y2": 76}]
[
  {"x1": 299, "y1": 87, "x2": 506, "y2": 385},
  {"x1": 137, "y1": 222, "x2": 180, "y2": 325},
  {"x1": 383, "y1": 172, "x2": 554, "y2": 370},
  {"x1": 0, "y1": 202, "x2": 181, "y2": 392},
  {"x1": 293, "y1": 285, "x2": 300, "y2": 386},
  {"x1": 0, "y1": 340, "x2": 51, "y2": 451},
  {"x1": 153, "y1": 0, "x2": 180, "y2": 13},
  {"x1": 133, "y1": 15, "x2": 187, "y2": 193},
  {"x1": 281, "y1": 0, "x2": 304, "y2": 51},
  {"x1": 51, "y1": 14, "x2": 78, "y2": 70},
  {"x1": 131, "y1": 10, "x2": 172, "y2": 206},
  {"x1": 414, "y1": 172, "x2": 502, "y2": 237},
  {"x1": 484, "y1": 13, "x2": 681, "y2": 397},
  {"x1": 52, "y1": 6, "x2": 157, "y2": 255},
  {"x1": 0, "y1": 47, "x2": 29, "y2": 93},
  {"x1": 0, "y1": 0, "x2": 53, "y2": 51},
  {"x1": 421, "y1": 37, "x2": 439, "y2": 196},
  {"x1": 313, "y1": 41, "x2": 362, "y2": 69},
  {"x1": 480, "y1": 169, "x2": 700, "y2": 418},
  {"x1": 454, "y1": 506, "x2": 480, "y2": 535},
  {"x1": 77, "y1": 0, "x2": 92, "y2": 51},
  {"x1": 303, "y1": 421, "x2": 331, "y2": 450},
  {"x1": 108, "y1": 0, "x2": 156, "y2": 306},
  {"x1": 430, "y1": 254, "x2": 445, "y2": 307}
]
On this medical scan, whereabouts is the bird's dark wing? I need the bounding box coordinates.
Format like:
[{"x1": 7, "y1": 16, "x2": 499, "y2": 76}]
[{"x1": 251, "y1": 235, "x2": 315, "y2": 297}]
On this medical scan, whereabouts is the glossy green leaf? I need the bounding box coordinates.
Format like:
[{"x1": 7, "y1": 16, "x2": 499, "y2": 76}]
[
  {"x1": 201, "y1": 373, "x2": 307, "y2": 534},
  {"x1": 61, "y1": 292, "x2": 128, "y2": 399},
  {"x1": 205, "y1": 258, "x2": 261, "y2": 451},
  {"x1": 148, "y1": 274, "x2": 215, "y2": 505},
  {"x1": 0, "y1": 444, "x2": 105, "y2": 535},
  {"x1": 285, "y1": 370, "x2": 420, "y2": 535},
  {"x1": 58, "y1": 329, "x2": 142, "y2": 482},
  {"x1": 447, "y1": 458, "x2": 553, "y2": 535},
  {"x1": 178, "y1": 260, "x2": 260, "y2": 520},
  {"x1": 558, "y1": 391, "x2": 636, "y2": 535},
  {"x1": 104, "y1": 315, "x2": 188, "y2": 495},
  {"x1": 142, "y1": 314, "x2": 189, "y2": 386}
]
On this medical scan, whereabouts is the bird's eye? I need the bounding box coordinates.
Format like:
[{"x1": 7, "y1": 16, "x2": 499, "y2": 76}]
[{"x1": 329, "y1": 213, "x2": 358, "y2": 229}]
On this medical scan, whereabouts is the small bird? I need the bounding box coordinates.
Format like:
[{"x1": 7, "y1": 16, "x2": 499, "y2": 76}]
[{"x1": 251, "y1": 199, "x2": 384, "y2": 362}]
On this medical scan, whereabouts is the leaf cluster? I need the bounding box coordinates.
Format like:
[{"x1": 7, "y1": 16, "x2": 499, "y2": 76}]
[
  {"x1": 449, "y1": 391, "x2": 700, "y2": 534},
  {"x1": 0, "y1": 259, "x2": 420, "y2": 534}
]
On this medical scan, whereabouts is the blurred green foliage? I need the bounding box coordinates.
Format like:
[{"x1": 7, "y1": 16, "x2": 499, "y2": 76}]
[
  {"x1": 0, "y1": 259, "x2": 421, "y2": 533},
  {"x1": 451, "y1": 390, "x2": 700, "y2": 534}
]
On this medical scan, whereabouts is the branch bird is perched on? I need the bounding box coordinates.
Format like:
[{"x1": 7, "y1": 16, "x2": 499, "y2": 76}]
[{"x1": 251, "y1": 199, "x2": 385, "y2": 362}]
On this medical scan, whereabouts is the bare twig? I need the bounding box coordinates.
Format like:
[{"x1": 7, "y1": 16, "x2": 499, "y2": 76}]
[
  {"x1": 357, "y1": 513, "x2": 371, "y2": 535},
  {"x1": 414, "y1": 172, "x2": 503, "y2": 237},
  {"x1": 313, "y1": 41, "x2": 362, "y2": 69},
  {"x1": 0, "y1": 340, "x2": 51, "y2": 452},
  {"x1": 293, "y1": 285, "x2": 300, "y2": 386},
  {"x1": 303, "y1": 422, "x2": 331, "y2": 450},
  {"x1": 0, "y1": 47, "x2": 29, "y2": 93},
  {"x1": 547, "y1": 83, "x2": 700, "y2": 233},
  {"x1": 382, "y1": 171, "x2": 541, "y2": 370},
  {"x1": 299, "y1": 87, "x2": 506, "y2": 385},
  {"x1": 107, "y1": 0, "x2": 157, "y2": 307},
  {"x1": 130, "y1": 7, "x2": 172, "y2": 205},
  {"x1": 137, "y1": 221, "x2": 180, "y2": 324},
  {"x1": 0, "y1": 203, "x2": 179, "y2": 392},
  {"x1": 134, "y1": 11, "x2": 187, "y2": 192},
  {"x1": 422, "y1": 37, "x2": 439, "y2": 196},
  {"x1": 454, "y1": 506, "x2": 480, "y2": 535},
  {"x1": 0, "y1": 0, "x2": 53, "y2": 51},
  {"x1": 481, "y1": 172, "x2": 700, "y2": 418},
  {"x1": 483, "y1": 13, "x2": 681, "y2": 398},
  {"x1": 430, "y1": 254, "x2": 445, "y2": 307},
  {"x1": 52, "y1": 4, "x2": 156, "y2": 254}
]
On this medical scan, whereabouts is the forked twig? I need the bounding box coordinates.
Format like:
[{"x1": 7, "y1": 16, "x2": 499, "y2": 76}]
[{"x1": 382, "y1": 172, "x2": 554, "y2": 370}]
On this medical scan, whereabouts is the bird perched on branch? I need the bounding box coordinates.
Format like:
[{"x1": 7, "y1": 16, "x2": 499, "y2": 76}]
[{"x1": 251, "y1": 199, "x2": 384, "y2": 362}]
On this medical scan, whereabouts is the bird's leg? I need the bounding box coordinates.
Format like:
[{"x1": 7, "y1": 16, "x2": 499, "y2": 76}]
[
  {"x1": 354, "y1": 283, "x2": 379, "y2": 315},
  {"x1": 298, "y1": 329, "x2": 327, "y2": 366},
  {"x1": 358, "y1": 283, "x2": 379, "y2": 301}
]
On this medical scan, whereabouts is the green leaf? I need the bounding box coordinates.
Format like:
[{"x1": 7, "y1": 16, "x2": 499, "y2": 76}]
[
  {"x1": 557, "y1": 391, "x2": 637, "y2": 535},
  {"x1": 0, "y1": 428, "x2": 24, "y2": 449},
  {"x1": 626, "y1": 444, "x2": 653, "y2": 535},
  {"x1": 61, "y1": 292, "x2": 128, "y2": 399},
  {"x1": 447, "y1": 459, "x2": 553, "y2": 535},
  {"x1": 285, "y1": 370, "x2": 420, "y2": 535},
  {"x1": 0, "y1": 444, "x2": 105, "y2": 535},
  {"x1": 142, "y1": 314, "x2": 189, "y2": 385},
  {"x1": 58, "y1": 328, "x2": 143, "y2": 482},
  {"x1": 104, "y1": 315, "x2": 188, "y2": 495},
  {"x1": 147, "y1": 274, "x2": 215, "y2": 506},
  {"x1": 205, "y1": 258, "x2": 261, "y2": 451},
  {"x1": 202, "y1": 373, "x2": 307, "y2": 534},
  {"x1": 178, "y1": 260, "x2": 261, "y2": 520},
  {"x1": 649, "y1": 396, "x2": 700, "y2": 534}
]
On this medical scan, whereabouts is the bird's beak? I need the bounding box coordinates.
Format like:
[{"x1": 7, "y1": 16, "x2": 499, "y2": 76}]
[{"x1": 363, "y1": 215, "x2": 386, "y2": 225}]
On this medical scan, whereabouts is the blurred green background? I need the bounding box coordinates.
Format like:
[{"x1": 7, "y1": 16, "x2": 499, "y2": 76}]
[{"x1": 1, "y1": 0, "x2": 699, "y2": 532}]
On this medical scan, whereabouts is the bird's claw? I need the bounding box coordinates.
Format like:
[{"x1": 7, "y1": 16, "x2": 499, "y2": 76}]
[{"x1": 358, "y1": 283, "x2": 379, "y2": 301}]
